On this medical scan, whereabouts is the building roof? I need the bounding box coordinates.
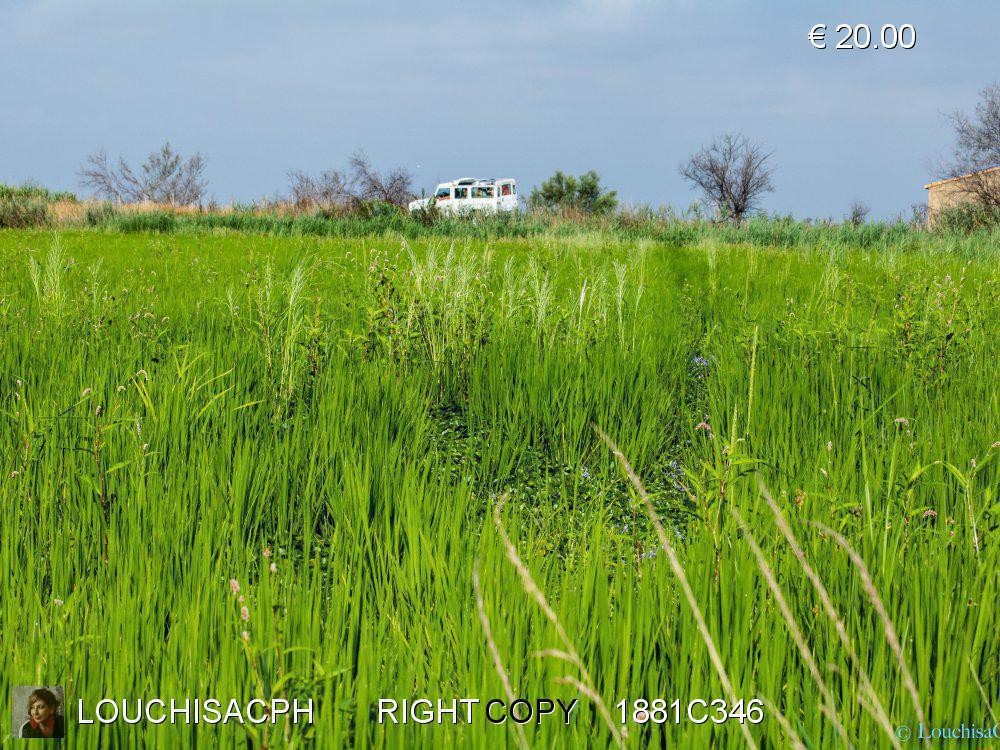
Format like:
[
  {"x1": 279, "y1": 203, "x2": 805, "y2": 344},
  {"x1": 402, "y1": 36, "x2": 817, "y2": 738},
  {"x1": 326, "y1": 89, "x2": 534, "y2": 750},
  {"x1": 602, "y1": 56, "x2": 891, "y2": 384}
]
[{"x1": 924, "y1": 165, "x2": 1000, "y2": 190}]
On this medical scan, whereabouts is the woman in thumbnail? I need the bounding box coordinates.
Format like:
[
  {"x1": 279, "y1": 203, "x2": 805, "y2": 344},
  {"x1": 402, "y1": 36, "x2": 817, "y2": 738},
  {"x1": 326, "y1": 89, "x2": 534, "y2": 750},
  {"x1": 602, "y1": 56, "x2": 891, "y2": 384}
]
[{"x1": 20, "y1": 688, "x2": 66, "y2": 740}]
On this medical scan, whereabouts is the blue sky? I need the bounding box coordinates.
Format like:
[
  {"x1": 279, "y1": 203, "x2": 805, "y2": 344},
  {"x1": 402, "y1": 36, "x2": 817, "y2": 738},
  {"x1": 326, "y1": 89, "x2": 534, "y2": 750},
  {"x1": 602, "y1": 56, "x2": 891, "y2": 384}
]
[{"x1": 2, "y1": 0, "x2": 998, "y2": 218}]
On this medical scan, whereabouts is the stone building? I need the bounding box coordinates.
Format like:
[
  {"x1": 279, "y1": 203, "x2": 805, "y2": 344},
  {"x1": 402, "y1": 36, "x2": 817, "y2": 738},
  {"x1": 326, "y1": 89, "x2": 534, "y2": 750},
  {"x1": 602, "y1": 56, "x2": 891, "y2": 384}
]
[{"x1": 924, "y1": 166, "x2": 1000, "y2": 224}]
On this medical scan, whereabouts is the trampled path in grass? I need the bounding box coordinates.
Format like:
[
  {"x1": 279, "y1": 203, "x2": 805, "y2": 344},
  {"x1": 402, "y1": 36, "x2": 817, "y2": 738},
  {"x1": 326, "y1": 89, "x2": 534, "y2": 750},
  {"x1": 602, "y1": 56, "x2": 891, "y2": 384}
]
[{"x1": 1, "y1": 229, "x2": 997, "y2": 748}]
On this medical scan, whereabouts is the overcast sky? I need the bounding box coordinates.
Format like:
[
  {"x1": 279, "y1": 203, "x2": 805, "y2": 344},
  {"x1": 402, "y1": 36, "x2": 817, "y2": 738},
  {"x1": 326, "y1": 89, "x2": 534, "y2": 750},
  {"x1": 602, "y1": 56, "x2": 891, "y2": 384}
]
[{"x1": 2, "y1": 0, "x2": 998, "y2": 218}]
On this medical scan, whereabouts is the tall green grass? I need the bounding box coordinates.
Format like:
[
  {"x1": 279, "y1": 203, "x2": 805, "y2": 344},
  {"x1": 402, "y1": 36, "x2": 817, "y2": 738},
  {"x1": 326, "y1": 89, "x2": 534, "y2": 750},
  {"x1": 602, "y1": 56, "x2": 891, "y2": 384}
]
[
  {"x1": 0, "y1": 184, "x2": 77, "y2": 229},
  {"x1": 0, "y1": 229, "x2": 997, "y2": 747},
  {"x1": 107, "y1": 208, "x2": 1000, "y2": 257},
  {"x1": 0, "y1": 183, "x2": 78, "y2": 203},
  {"x1": 20, "y1": 198, "x2": 1000, "y2": 260}
]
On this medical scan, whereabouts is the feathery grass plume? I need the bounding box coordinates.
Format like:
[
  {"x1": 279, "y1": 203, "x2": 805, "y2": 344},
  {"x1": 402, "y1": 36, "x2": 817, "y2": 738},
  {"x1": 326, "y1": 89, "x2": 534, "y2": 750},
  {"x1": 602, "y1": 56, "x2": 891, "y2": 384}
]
[
  {"x1": 278, "y1": 260, "x2": 310, "y2": 409},
  {"x1": 745, "y1": 324, "x2": 758, "y2": 434},
  {"x1": 527, "y1": 257, "x2": 553, "y2": 336},
  {"x1": 968, "y1": 657, "x2": 999, "y2": 725},
  {"x1": 492, "y1": 497, "x2": 582, "y2": 673},
  {"x1": 813, "y1": 521, "x2": 927, "y2": 733},
  {"x1": 555, "y1": 676, "x2": 623, "y2": 744},
  {"x1": 473, "y1": 564, "x2": 529, "y2": 750},
  {"x1": 730, "y1": 507, "x2": 851, "y2": 748},
  {"x1": 755, "y1": 477, "x2": 899, "y2": 747},
  {"x1": 937, "y1": 459, "x2": 981, "y2": 555},
  {"x1": 612, "y1": 260, "x2": 628, "y2": 348},
  {"x1": 28, "y1": 237, "x2": 68, "y2": 318},
  {"x1": 594, "y1": 425, "x2": 758, "y2": 750},
  {"x1": 493, "y1": 496, "x2": 625, "y2": 749},
  {"x1": 760, "y1": 698, "x2": 807, "y2": 750}
]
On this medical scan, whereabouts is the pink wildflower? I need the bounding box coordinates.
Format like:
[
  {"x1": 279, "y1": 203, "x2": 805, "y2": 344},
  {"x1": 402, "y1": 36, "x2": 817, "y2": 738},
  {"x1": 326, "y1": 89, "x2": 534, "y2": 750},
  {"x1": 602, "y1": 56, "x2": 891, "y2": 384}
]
[
  {"x1": 241, "y1": 606, "x2": 250, "y2": 622},
  {"x1": 229, "y1": 579, "x2": 240, "y2": 595}
]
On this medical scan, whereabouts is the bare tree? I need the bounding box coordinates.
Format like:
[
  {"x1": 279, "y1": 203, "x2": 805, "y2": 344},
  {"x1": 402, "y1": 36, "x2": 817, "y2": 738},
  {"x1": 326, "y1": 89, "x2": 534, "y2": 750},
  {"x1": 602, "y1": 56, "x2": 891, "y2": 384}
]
[
  {"x1": 679, "y1": 134, "x2": 774, "y2": 223},
  {"x1": 79, "y1": 151, "x2": 126, "y2": 203},
  {"x1": 347, "y1": 150, "x2": 413, "y2": 207},
  {"x1": 79, "y1": 143, "x2": 208, "y2": 204},
  {"x1": 907, "y1": 203, "x2": 929, "y2": 228},
  {"x1": 287, "y1": 169, "x2": 353, "y2": 210},
  {"x1": 846, "y1": 200, "x2": 870, "y2": 226},
  {"x1": 944, "y1": 84, "x2": 1000, "y2": 209}
]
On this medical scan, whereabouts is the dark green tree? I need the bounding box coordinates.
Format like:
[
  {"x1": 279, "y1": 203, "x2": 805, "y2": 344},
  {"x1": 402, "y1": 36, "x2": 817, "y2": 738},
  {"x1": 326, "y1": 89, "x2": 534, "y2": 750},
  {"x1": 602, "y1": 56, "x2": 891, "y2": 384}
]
[{"x1": 529, "y1": 170, "x2": 617, "y2": 214}]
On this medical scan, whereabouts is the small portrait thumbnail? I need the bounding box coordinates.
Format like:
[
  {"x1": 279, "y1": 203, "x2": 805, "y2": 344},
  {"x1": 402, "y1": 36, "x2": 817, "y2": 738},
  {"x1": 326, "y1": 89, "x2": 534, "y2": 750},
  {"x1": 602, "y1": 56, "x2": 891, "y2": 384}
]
[{"x1": 12, "y1": 686, "x2": 66, "y2": 740}]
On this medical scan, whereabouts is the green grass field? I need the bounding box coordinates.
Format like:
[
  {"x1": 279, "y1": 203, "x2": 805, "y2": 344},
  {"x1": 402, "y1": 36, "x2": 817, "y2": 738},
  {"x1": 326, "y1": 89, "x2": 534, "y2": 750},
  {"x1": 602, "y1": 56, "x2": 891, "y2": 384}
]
[{"x1": 1, "y1": 228, "x2": 997, "y2": 748}]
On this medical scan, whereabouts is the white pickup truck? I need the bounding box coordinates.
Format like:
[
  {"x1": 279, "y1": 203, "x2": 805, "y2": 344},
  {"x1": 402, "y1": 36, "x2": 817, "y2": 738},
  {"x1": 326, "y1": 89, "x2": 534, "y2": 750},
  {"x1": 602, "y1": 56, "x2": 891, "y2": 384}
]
[{"x1": 408, "y1": 177, "x2": 517, "y2": 214}]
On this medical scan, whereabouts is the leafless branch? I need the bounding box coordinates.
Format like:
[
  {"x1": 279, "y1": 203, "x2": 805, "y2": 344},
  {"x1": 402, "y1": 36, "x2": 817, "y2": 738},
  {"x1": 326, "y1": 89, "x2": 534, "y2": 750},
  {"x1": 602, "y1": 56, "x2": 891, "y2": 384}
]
[
  {"x1": 347, "y1": 150, "x2": 413, "y2": 207},
  {"x1": 79, "y1": 150, "x2": 125, "y2": 204},
  {"x1": 287, "y1": 169, "x2": 353, "y2": 210},
  {"x1": 943, "y1": 84, "x2": 1000, "y2": 209},
  {"x1": 679, "y1": 134, "x2": 774, "y2": 223},
  {"x1": 79, "y1": 142, "x2": 208, "y2": 204}
]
